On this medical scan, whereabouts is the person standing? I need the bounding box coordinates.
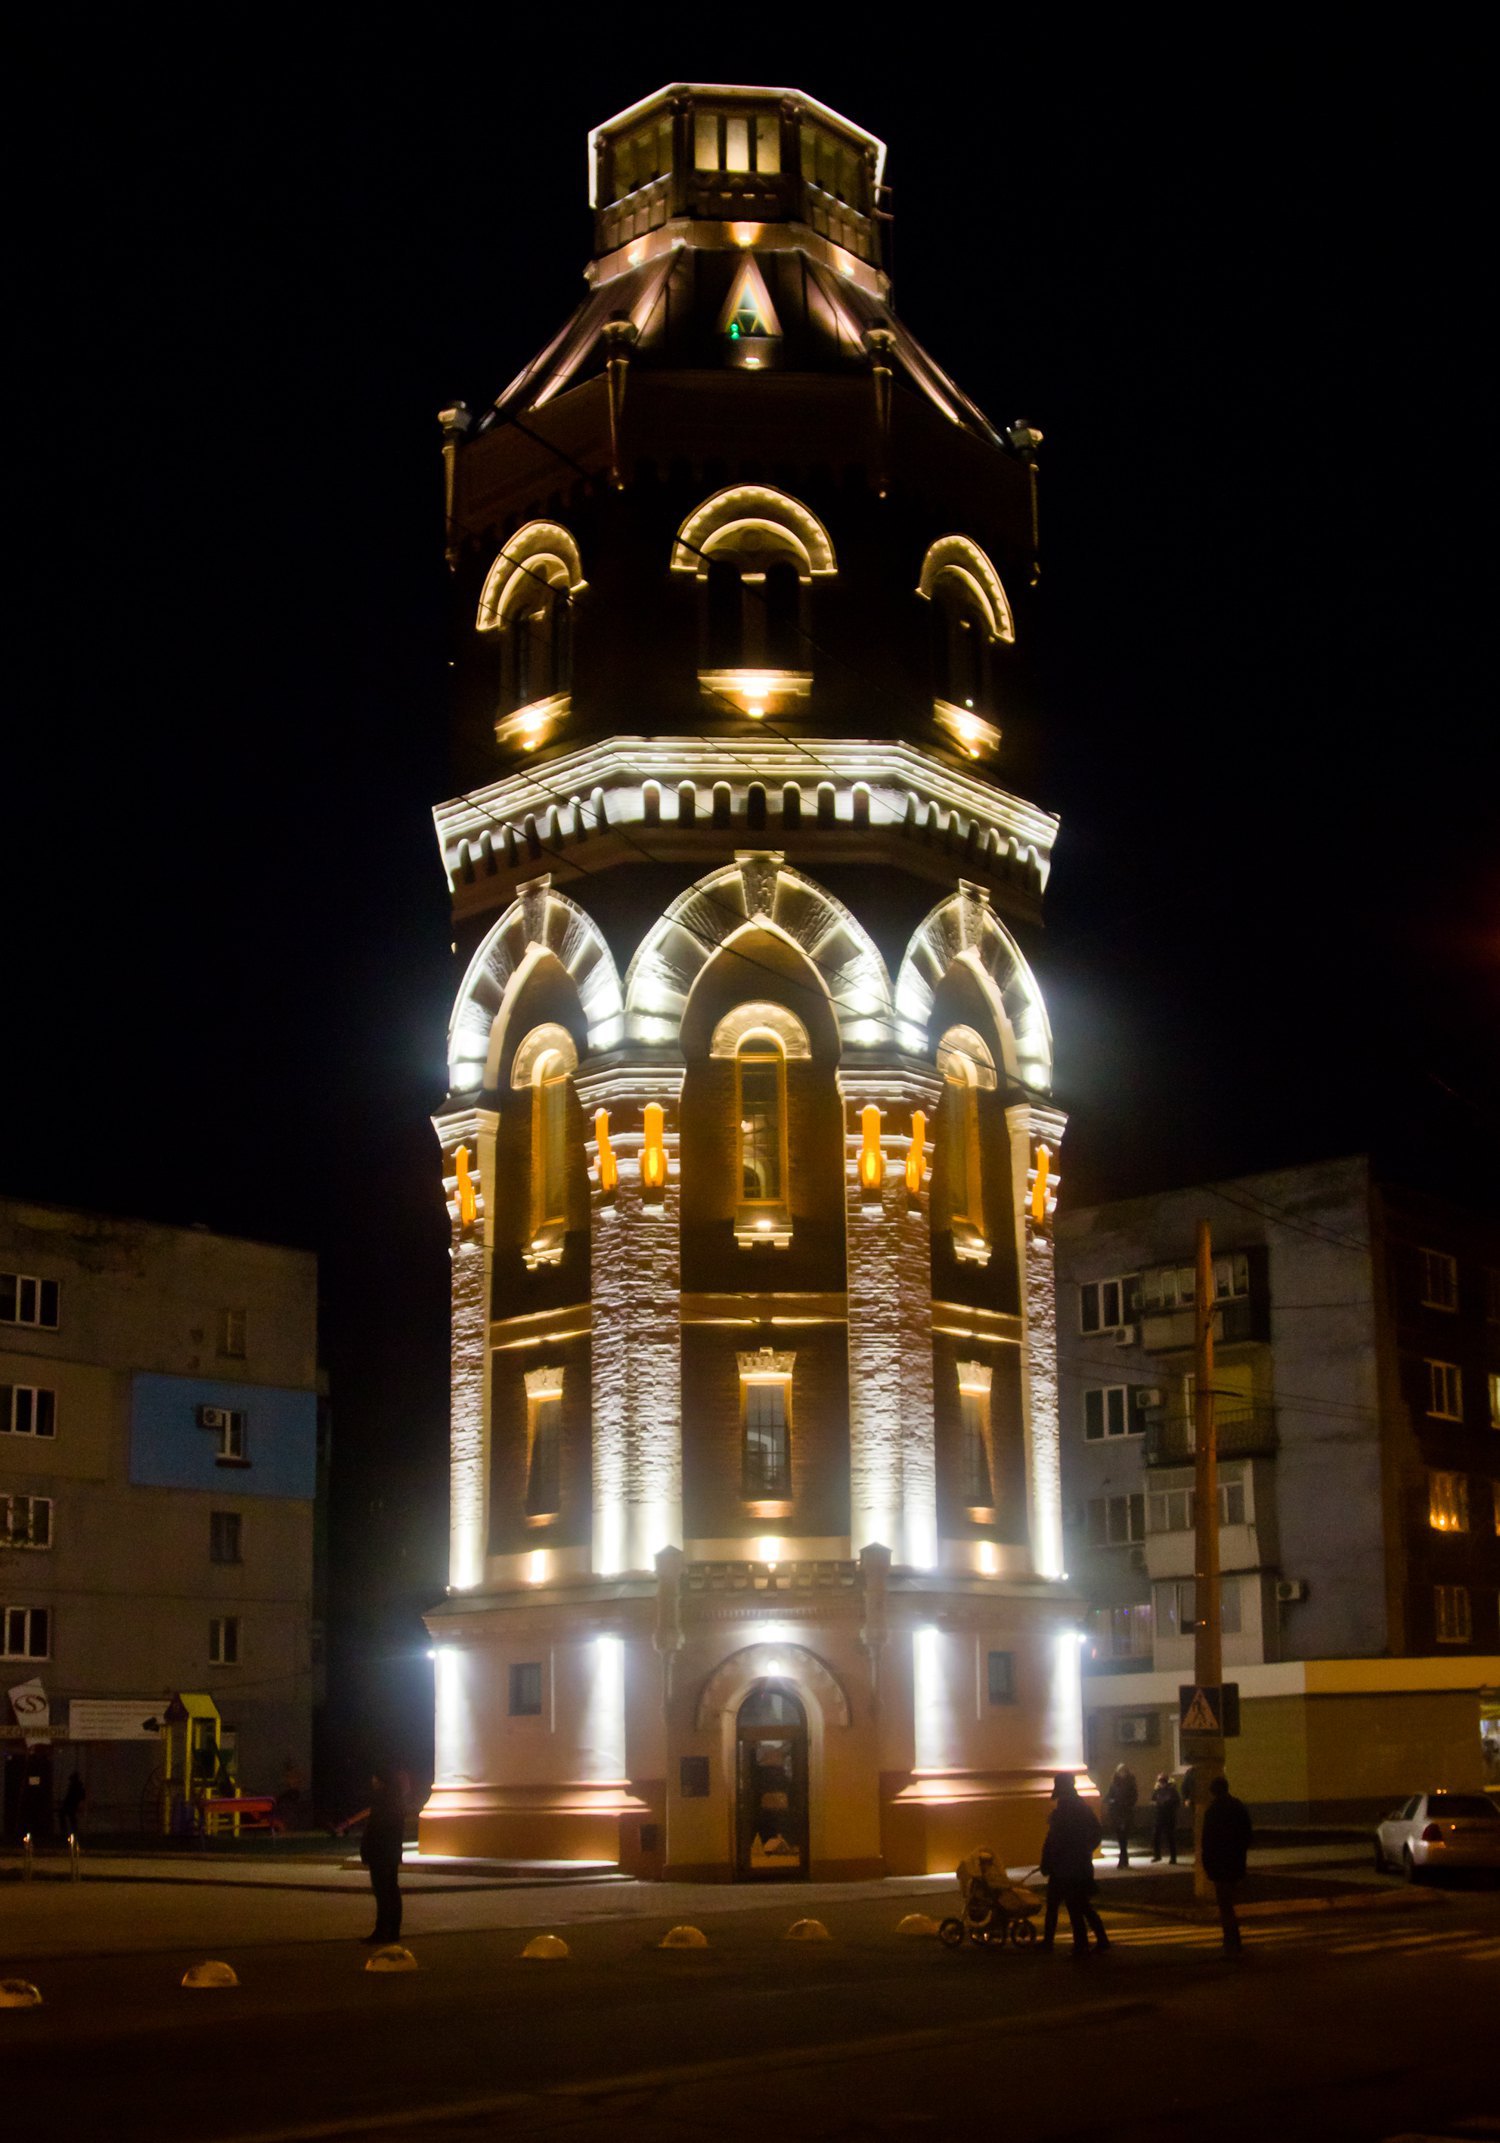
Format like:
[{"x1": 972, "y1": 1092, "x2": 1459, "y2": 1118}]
[
  {"x1": 1103, "y1": 1763, "x2": 1139, "y2": 1869},
  {"x1": 1040, "y1": 1773, "x2": 1110, "y2": 1955},
  {"x1": 340, "y1": 1767, "x2": 407, "y2": 1946},
  {"x1": 1200, "y1": 1773, "x2": 1253, "y2": 1952},
  {"x1": 1150, "y1": 1772, "x2": 1182, "y2": 1864}
]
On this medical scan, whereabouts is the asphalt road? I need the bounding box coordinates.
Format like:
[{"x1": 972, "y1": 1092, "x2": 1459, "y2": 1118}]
[{"x1": 3, "y1": 1886, "x2": 1496, "y2": 2141}]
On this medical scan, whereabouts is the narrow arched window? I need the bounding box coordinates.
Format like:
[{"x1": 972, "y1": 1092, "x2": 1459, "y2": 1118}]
[
  {"x1": 737, "y1": 1037, "x2": 787, "y2": 1205},
  {"x1": 930, "y1": 570, "x2": 990, "y2": 711},
  {"x1": 942, "y1": 1054, "x2": 981, "y2": 1233},
  {"x1": 532, "y1": 1048, "x2": 571, "y2": 1233},
  {"x1": 507, "y1": 579, "x2": 571, "y2": 712}
]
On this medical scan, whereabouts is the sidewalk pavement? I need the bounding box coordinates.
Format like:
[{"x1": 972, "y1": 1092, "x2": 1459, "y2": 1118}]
[{"x1": 0, "y1": 1838, "x2": 1408, "y2": 1966}]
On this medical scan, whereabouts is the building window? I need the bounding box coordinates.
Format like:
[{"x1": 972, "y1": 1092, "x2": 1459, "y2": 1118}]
[
  {"x1": 1428, "y1": 1471, "x2": 1470, "y2": 1533},
  {"x1": 2, "y1": 1496, "x2": 52, "y2": 1550},
  {"x1": 2, "y1": 1606, "x2": 50, "y2": 1659},
  {"x1": 219, "y1": 1308, "x2": 247, "y2": 1359},
  {"x1": 1434, "y1": 1584, "x2": 1471, "y2": 1644},
  {"x1": 1086, "y1": 1494, "x2": 1145, "y2": 1547},
  {"x1": 1486, "y1": 1268, "x2": 1500, "y2": 1323},
  {"x1": 1492, "y1": 1482, "x2": 1500, "y2": 1538},
  {"x1": 534, "y1": 1055, "x2": 570, "y2": 1231},
  {"x1": 607, "y1": 112, "x2": 674, "y2": 201},
  {"x1": 524, "y1": 1372, "x2": 562, "y2": 1521},
  {"x1": 1, "y1": 1385, "x2": 56, "y2": 1438},
  {"x1": 941, "y1": 1056, "x2": 983, "y2": 1235},
  {"x1": 1489, "y1": 1372, "x2": 1500, "y2": 1431},
  {"x1": 1419, "y1": 1248, "x2": 1459, "y2": 1311},
  {"x1": 205, "y1": 1409, "x2": 248, "y2": 1464},
  {"x1": 0, "y1": 1273, "x2": 59, "y2": 1329},
  {"x1": 1083, "y1": 1386, "x2": 1135, "y2": 1440},
  {"x1": 209, "y1": 1616, "x2": 240, "y2": 1666},
  {"x1": 1080, "y1": 1277, "x2": 1138, "y2": 1334},
  {"x1": 742, "y1": 1376, "x2": 792, "y2": 1501},
  {"x1": 1141, "y1": 1255, "x2": 1249, "y2": 1312},
  {"x1": 1162, "y1": 1578, "x2": 1242, "y2": 1640},
  {"x1": 1147, "y1": 1471, "x2": 1248, "y2": 1534},
  {"x1": 957, "y1": 1366, "x2": 994, "y2": 1512},
  {"x1": 1090, "y1": 1605, "x2": 1154, "y2": 1662},
  {"x1": 209, "y1": 1511, "x2": 242, "y2": 1563},
  {"x1": 1426, "y1": 1360, "x2": 1463, "y2": 1421},
  {"x1": 986, "y1": 1650, "x2": 1015, "y2": 1704},
  {"x1": 737, "y1": 1038, "x2": 787, "y2": 1207},
  {"x1": 508, "y1": 1662, "x2": 543, "y2": 1716},
  {"x1": 695, "y1": 108, "x2": 781, "y2": 175}
]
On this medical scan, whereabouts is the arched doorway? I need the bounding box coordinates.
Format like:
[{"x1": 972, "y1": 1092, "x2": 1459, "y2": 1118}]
[{"x1": 735, "y1": 1680, "x2": 808, "y2": 1879}]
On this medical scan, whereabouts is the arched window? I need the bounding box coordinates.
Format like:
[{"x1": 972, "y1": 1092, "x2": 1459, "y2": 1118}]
[
  {"x1": 476, "y1": 522, "x2": 585, "y2": 746},
  {"x1": 533, "y1": 1049, "x2": 570, "y2": 1231},
  {"x1": 738, "y1": 1035, "x2": 787, "y2": 1205},
  {"x1": 941, "y1": 1052, "x2": 981, "y2": 1231},
  {"x1": 937, "y1": 1026, "x2": 996, "y2": 1265},
  {"x1": 673, "y1": 487, "x2": 833, "y2": 718},
  {"x1": 916, "y1": 537, "x2": 1014, "y2": 752},
  {"x1": 512, "y1": 1023, "x2": 579, "y2": 1267}
]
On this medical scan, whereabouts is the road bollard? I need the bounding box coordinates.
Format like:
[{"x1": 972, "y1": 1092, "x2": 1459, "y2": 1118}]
[
  {"x1": 69, "y1": 1833, "x2": 81, "y2": 1883},
  {"x1": 21, "y1": 1834, "x2": 32, "y2": 1883}
]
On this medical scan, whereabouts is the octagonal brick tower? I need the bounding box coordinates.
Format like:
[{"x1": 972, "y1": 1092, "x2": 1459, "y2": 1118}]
[{"x1": 422, "y1": 83, "x2": 1083, "y2": 1878}]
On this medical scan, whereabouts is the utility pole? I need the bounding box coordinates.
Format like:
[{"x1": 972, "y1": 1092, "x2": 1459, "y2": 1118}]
[{"x1": 1188, "y1": 1218, "x2": 1225, "y2": 1902}]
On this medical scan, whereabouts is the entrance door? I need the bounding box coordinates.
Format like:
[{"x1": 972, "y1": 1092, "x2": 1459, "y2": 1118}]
[{"x1": 735, "y1": 1680, "x2": 809, "y2": 1879}]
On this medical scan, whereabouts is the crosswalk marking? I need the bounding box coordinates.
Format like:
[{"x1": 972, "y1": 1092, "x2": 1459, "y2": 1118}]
[{"x1": 1098, "y1": 1916, "x2": 1495, "y2": 1966}]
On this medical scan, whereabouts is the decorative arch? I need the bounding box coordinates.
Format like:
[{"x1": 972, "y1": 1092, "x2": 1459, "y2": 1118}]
[
  {"x1": 623, "y1": 856, "x2": 893, "y2": 1053},
  {"x1": 695, "y1": 1642, "x2": 852, "y2": 1731},
  {"x1": 897, "y1": 882, "x2": 1053, "y2": 1092},
  {"x1": 709, "y1": 1001, "x2": 812, "y2": 1061},
  {"x1": 917, "y1": 535, "x2": 1015, "y2": 643},
  {"x1": 510, "y1": 1022, "x2": 579, "y2": 1088},
  {"x1": 447, "y1": 879, "x2": 624, "y2": 1093},
  {"x1": 936, "y1": 1023, "x2": 997, "y2": 1090},
  {"x1": 670, "y1": 485, "x2": 837, "y2": 582},
  {"x1": 476, "y1": 520, "x2": 586, "y2": 631}
]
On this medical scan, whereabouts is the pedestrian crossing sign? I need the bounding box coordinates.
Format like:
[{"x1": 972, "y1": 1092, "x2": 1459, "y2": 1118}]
[
  {"x1": 1179, "y1": 1683, "x2": 1240, "y2": 1736},
  {"x1": 1180, "y1": 1686, "x2": 1221, "y2": 1734}
]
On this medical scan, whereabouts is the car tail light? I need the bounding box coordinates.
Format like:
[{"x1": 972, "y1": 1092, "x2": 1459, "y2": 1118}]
[{"x1": 1420, "y1": 1824, "x2": 1443, "y2": 1843}]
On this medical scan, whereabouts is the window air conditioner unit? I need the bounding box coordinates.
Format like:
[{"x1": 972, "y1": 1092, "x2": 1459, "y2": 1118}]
[
  {"x1": 1135, "y1": 1387, "x2": 1162, "y2": 1408},
  {"x1": 197, "y1": 1405, "x2": 233, "y2": 1431},
  {"x1": 1276, "y1": 1579, "x2": 1307, "y2": 1604},
  {"x1": 1129, "y1": 1547, "x2": 1147, "y2": 1572},
  {"x1": 1114, "y1": 1323, "x2": 1139, "y2": 1346}
]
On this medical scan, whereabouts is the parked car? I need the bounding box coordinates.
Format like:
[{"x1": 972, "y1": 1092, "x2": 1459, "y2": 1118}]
[{"x1": 1374, "y1": 1793, "x2": 1500, "y2": 1881}]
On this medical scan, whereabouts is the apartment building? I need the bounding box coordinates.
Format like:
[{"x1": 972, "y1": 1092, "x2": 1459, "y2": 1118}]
[
  {"x1": 1055, "y1": 1156, "x2": 1500, "y2": 1819},
  {"x1": 1, "y1": 1199, "x2": 321, "y2": 1834}
]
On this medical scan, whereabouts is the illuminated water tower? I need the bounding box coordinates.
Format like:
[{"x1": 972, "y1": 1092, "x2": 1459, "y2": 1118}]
[{"x1": 423, "y1": 83, "x2": 1078, "y2": 1878}]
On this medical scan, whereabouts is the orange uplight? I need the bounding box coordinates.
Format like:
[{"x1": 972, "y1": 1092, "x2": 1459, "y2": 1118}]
[
  {"x1": 905, "y1": 1111, "x2": 926, "y2": 1198},
  {"x1": 859, "y1": 1106, "x2": 883, "y2": 1196},
  {"x1": 641, "y1": 1103, "x2": 668, "y2": 1194},
  {"x1": 1030, "y1": 1143, "x2": 1052, "y2": 1224},
  {"x1": 454, "y1": 1144, "x2": 478, "y2": 1228},
  {"x1": 594, "y1": 1109, "x2": 618, "y2": 1194}
]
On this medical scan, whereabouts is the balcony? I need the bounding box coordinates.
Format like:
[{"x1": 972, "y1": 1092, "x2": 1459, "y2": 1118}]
[{"x1": 1145, "y1": 1408, "x2": 1278, "y2": 1466}]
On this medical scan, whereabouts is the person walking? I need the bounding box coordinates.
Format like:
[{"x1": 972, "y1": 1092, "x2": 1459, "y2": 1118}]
[
  {"x1": 1103, "y1": 1763, "x2": 1139, "y2": 1868},
  {"x1": 339, "y1": 1766, "x2": 408, "y2": 1946},
  {"x1": 1039, "y1": 1773, "x2": 1110, "y2": 1956},
  {"x1": 1200, "y1": 1774, "x2": 1253, "y2": 1953},
  {"x1": 1150, "y1": 1771, "x2": 1181, "y2": 1864}
]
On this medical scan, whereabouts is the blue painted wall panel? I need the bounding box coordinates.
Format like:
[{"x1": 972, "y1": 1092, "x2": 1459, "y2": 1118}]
[{"x1": 129, "y1": 1372, "x2": 317, "y2": 1499}]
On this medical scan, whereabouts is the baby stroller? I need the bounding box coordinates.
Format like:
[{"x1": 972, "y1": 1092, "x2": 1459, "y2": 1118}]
[{"x1": 939, "y1": 1850, "x2": 1043, "y2": 1949}]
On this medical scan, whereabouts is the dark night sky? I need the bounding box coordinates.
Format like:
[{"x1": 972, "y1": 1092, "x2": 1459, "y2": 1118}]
[{"x1": 10, "y1": 28, "x2": 1496, "y2": 1765}]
